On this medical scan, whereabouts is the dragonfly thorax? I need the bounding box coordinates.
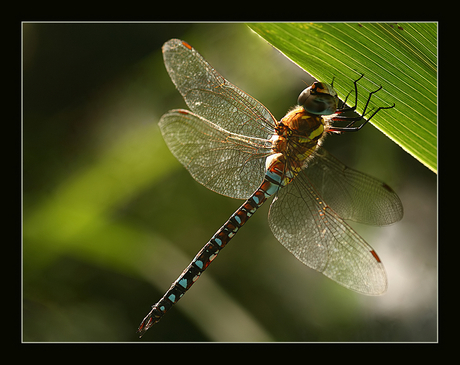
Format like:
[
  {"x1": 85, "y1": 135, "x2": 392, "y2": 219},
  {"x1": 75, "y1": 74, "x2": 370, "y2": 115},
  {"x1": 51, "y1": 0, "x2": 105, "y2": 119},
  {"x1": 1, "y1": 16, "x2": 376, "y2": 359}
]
[{"x1": 271, "y1": 106, "x2": 326, "y2": 174}]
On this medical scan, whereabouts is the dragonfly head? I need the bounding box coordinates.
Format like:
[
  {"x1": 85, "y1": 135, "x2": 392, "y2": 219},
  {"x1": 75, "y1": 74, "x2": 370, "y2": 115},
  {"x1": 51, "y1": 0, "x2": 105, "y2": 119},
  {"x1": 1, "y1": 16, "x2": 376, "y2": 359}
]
[{"x1": 298, "y1": 82, "x2": 338, "y2": 115}]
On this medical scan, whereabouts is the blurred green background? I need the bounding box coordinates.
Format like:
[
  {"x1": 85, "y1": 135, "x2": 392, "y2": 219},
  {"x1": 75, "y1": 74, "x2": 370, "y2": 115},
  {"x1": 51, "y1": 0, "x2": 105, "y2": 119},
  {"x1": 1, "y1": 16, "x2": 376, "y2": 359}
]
[{"x1": 23, "y1": 23, "x2": 437, "y2": 342}]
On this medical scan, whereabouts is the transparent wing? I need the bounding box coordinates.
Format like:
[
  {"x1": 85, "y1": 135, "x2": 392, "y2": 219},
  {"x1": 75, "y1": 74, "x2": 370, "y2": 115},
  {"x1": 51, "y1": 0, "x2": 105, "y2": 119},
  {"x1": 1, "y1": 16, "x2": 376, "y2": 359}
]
[
  {"x1": 268, "y1": 169, "x2": 387, "y2": 295},
  {"x1": 159, "y1": 109, "x2": 273, "y2": 199},
  {"x1": 305, "y1": 148, "x2": 403, "y2": 225},
  {"x1": 162, "y1": 39, "x2": 276, "y2": 140}
]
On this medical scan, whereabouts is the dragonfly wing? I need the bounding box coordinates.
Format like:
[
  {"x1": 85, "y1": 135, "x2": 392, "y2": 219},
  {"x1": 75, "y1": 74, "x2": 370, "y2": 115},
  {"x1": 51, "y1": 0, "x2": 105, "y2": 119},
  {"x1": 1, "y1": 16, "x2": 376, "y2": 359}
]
[
  {"x1": 159, "y1": 109, "x2": 273, "y2": 199},
  {"x1": 268, "y1": 172, "x2": 387, "y2": 295},
  {"x1": 305, "y1": 148, "x2": 403, "y2": 225},
  {"x1": 162, "y1": 39, "x2": 277, "y2": 140}
]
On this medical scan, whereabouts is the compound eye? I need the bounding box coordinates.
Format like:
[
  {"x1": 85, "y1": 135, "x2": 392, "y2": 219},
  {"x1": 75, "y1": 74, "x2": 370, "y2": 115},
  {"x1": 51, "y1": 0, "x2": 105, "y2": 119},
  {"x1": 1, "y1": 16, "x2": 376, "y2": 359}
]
[
  {"x1": 297, "y1": 87, "x2": 312, "y2": 106},
  {"x1": 297, "y1": 82, "x2": 338, "y2": 115}
]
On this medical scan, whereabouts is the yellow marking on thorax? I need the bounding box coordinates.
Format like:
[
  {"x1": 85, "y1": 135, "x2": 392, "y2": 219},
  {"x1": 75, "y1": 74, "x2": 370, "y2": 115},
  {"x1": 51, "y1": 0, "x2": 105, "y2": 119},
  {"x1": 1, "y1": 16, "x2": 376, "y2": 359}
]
[{"x1": 271, "y1": 107, "x2": 328, "y2": 176}]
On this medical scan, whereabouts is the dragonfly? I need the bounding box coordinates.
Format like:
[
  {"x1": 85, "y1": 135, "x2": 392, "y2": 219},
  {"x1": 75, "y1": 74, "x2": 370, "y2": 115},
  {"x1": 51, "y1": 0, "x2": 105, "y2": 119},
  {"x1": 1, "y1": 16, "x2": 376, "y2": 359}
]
[{"x1": 137, "y1": 38, "x2": 403, "y2": 337}]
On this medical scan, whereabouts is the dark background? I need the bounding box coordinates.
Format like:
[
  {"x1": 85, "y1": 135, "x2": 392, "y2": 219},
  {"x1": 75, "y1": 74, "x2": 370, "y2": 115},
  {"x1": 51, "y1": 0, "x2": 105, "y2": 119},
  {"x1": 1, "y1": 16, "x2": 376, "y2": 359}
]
[{"x1": 23, "y1": 23, "x2": 437, "y2": 342}]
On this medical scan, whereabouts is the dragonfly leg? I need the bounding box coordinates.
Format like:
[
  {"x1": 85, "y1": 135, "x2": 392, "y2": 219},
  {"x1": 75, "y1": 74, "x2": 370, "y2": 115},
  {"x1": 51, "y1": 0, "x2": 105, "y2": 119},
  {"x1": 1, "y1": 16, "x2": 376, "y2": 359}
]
[{"x1": 329, "y1": 75, "x2": 395, "y2": 133}]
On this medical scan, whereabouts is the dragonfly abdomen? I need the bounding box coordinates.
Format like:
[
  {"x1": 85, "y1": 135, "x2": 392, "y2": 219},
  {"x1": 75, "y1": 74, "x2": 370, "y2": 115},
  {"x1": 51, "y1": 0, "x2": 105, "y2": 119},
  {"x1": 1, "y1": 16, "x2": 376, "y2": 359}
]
[{"x1": 137, "y1": 157, "x2": 286, "y2": 336}]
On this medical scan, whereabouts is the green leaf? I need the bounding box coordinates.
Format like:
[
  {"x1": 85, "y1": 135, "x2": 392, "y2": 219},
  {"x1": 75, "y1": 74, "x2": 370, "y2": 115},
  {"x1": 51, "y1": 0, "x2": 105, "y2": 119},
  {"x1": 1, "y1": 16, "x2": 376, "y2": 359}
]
[{"x1": 247, "y1": 23, "x2": 437, "y2": 173}]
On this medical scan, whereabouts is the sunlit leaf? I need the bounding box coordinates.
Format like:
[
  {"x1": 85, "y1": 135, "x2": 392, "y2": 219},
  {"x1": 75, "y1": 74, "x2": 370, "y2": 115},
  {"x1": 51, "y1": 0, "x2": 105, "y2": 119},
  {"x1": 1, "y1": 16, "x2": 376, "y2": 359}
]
[{"x1": 248, "y1": 22, "x2": 437, "y2": 173}]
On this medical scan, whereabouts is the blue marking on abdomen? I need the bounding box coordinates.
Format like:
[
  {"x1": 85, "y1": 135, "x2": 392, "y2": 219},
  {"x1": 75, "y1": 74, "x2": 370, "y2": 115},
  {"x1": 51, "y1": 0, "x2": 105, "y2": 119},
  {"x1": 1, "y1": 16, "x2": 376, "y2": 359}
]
[
  {"x1": 178, "y1": 278, "x2": 188, "y2": 288},
  {"x1": 264, "y1": 181, "x2": 280, "y2": 196},
  {"x1": 265, "y1": 169, "x2": 282, "y2": 184}
]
